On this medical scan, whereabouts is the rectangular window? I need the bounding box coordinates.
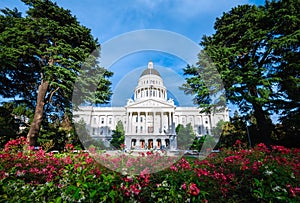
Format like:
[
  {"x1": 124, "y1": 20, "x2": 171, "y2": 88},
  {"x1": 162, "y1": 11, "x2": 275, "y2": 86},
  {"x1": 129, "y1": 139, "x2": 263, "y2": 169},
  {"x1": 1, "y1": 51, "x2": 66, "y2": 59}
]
[
  {"x1": 109, "y1": 117, "x2": 112, "y2": 125},
  {"x1": 101, "y1": 118, "x2": 104, "y2": 124},
  {"x1": 148, "y1": 126, "x2": 154, "y2": 133}
]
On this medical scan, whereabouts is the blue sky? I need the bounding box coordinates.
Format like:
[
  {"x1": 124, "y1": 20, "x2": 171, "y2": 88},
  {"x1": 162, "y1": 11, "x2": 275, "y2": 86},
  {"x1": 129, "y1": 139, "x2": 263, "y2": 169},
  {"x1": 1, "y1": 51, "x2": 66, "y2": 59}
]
[{"x1": 0, "y1": 0, "x2": 266, "y2": 114}]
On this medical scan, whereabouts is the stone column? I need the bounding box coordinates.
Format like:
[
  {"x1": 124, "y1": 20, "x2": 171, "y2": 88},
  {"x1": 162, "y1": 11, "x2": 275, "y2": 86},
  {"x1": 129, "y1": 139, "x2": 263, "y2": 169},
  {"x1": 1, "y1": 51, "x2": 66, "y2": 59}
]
[
  {"x1": 168, "y1": 111, "x2": 171, "y2": 133},
  {"x1": 127, "y1": 112, "x2": 130, "y2": 134},
  {"x1": 145, "y1": 112, "x2": 148, "y2": 133},
  {"x1": 161, "y1": 139, "x2": 166, "y2": 149},
  {"x1": 137, "y1": 111, "x2": 140, "y2": 134},
  {"x1": 160, "y1": 112, "x2": 163, "y2": 134},
  {"x1": 171, "y1": 112, "x2": 175, "y2": 134},
  {"x1": 125, "y1": 137, "x2": 131, "y2": 150},
  {"x1": 129, "y1": 112, "x2": 133, "y2": 134},
  {"x1": 153, "y1": 111, "x2": 156, "y2": 133}
]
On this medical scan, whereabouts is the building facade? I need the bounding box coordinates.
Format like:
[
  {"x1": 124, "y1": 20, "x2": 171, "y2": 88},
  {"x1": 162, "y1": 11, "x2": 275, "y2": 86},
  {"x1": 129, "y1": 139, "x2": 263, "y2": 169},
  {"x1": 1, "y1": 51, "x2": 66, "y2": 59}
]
[{"x1": 74, "y1": 61, "x2": 229, "y2": 150}]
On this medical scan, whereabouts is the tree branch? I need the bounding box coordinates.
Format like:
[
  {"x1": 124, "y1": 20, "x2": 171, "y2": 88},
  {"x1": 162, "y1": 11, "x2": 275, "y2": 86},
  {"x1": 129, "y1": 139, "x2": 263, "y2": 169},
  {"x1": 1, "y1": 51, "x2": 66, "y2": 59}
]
[{"x1": 46, "y1": 86, "x2": 60, "y2": 103}]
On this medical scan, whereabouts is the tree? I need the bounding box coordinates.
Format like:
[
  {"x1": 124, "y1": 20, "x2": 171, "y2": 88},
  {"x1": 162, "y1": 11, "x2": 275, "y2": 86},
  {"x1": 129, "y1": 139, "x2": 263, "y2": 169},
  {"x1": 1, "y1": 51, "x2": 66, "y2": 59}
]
[
  {"x1": 266, "y1": 0, "x2": 300, "y2": 138},
  {"x1": 110, "y1": 121, "x2": 125, "y2": 149},
  {"x1": 0, "y1": 103, "x2": 19, "y2": 148},
  {"x1": 176, "y1": 123, "x2": 196, "y2": 150},
  {"x1": 181, "y1": 51, "x2": 226, "y2": 114},
  {"x1": 215, "y1": 111, "x2": 249, "y2": 149},
  {"x1": 183, "y1": 0, "x2": 299, "y2": 145},
  {"x1": 0, "y1": 0, "x2": 112, "y2": 146},
  {"x1": 0, "y1": 101, "x2": 33, "y2": 149}
]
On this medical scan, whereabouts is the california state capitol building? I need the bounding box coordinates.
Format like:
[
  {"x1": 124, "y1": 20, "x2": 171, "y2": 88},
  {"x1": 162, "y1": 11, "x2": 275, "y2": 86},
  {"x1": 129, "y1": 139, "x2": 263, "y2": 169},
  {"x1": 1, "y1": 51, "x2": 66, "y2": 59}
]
[{"x1": 74, "y1": 61, "x2": 229, "y2": 150}]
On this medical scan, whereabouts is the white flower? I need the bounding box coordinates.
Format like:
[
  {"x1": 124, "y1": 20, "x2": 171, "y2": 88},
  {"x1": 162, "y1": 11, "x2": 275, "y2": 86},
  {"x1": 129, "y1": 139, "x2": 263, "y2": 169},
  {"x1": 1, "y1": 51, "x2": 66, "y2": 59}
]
[
  {"x1": 272, "y1": 186, "x2": 281, "y2": 192},
  {"x1": 264, "y1": 170, "x2": 273, "y2": 176},
  {"x1": 162, "y1": 180, "x2": 168, "y2": 187},
  {"x1": 291, "y1": 173, "x2": 295, "y2": 179}
]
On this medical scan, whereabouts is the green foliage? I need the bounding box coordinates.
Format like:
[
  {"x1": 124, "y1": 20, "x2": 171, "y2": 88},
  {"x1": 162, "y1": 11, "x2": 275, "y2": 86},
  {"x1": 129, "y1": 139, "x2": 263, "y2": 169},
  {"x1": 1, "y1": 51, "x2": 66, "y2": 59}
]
[
  {"x1": 0, "y1": 104, "x2": 19, "y2": 148},
  {"x1": 0, "y1": 0, "x2": 113, "y2": 146},
  {"x1": 74, "y1": 119, "x2": 104, "y2": 150},
  {"x1": 191, "y1": 135, "x2": 217, "y2": 152},
  {"x1": 0, "y1": 138, "x2": 299, "y2": 202},
  {"x1": 110, "y1": 120, "x2": 125, "y2": 149},
  {"x1": 176, "y1": 123, "x2": 196, "y2": 150},
  {"x1": 215, "y1": 111, "x2": 249, "y2": 148},
  {"x1": 0, "y1": 102, "x2": 33, "y2": 148},
  {"x1": 181, "y1": 51, "x2": 226, "y2": 113},
  {"x1": 183, "y1": 0, "x2": 300, "y2": 146}
]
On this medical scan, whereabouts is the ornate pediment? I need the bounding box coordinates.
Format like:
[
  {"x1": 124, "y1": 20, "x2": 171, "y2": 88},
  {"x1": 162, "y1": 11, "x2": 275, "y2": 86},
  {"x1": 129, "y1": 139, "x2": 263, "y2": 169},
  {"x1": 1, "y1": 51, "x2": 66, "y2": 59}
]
[{"x1": 126, "y1": 99, "x2": 175, "y2": 109}]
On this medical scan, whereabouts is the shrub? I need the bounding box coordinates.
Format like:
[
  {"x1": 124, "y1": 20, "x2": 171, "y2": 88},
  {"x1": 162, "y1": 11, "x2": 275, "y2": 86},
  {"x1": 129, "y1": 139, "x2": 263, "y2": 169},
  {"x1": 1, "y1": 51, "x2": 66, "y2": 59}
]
[{"x1": 0, "y1": 138, "x2": 299, "y2": 202}]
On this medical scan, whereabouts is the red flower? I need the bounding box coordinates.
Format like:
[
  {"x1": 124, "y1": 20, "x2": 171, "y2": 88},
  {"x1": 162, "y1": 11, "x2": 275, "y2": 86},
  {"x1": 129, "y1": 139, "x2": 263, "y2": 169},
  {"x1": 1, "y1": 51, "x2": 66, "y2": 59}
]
[
  {"x1": 188, "y1": 183, "x2": 200, "y2": 196},
  {"x1": 120, "y1": 143, "x2": 125, "y2": 149},
  {"x1": 256, "y1": 143, "x2": 270, "y2": 153},
  {"x1": 271, "y1": 145, "x2": 291, "y2": 154},
  {"x1": 181, "y1": 182, "x2": 187, "y2": 190},
  {"x1": 65, "y1": 143, "x2": 74, "y2": 151},
  {"x1": 170, "y1": 165, "x2": 178, "y2": 172}
]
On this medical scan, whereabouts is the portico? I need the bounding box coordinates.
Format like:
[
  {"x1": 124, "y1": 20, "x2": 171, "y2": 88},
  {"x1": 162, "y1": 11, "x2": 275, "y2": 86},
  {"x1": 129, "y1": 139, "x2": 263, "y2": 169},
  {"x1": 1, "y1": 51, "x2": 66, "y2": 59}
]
[{"x1": 124, "y1": 61, "x2": 177, "y2": 150}]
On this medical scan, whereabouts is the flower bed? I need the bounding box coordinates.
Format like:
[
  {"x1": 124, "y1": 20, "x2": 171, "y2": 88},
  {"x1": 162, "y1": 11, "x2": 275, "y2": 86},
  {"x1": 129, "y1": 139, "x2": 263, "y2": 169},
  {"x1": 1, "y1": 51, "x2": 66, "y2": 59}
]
[{"x1": 0, "y1": 138, "x2": 299, "y2": 202}]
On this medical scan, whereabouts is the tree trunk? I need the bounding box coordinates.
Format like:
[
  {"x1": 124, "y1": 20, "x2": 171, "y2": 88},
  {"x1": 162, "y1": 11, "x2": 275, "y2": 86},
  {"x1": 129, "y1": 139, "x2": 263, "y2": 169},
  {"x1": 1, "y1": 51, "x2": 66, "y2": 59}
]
[
  {"x1": 27, "y1": 80, "x2": 49, "y2": 146},
  {"x1": 252, "y1": 102, "x2": 272, "y2": 146},
  {"x1": 249, "y1": 85, "x2": 272, "y2": 146}
]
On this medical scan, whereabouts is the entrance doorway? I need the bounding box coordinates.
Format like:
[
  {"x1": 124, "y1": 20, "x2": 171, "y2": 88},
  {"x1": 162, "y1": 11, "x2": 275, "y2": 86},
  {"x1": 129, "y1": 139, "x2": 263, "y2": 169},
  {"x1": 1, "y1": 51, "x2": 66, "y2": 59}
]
[{"x1": 140, "y1": 139, "x2": 145, "y2": 149}]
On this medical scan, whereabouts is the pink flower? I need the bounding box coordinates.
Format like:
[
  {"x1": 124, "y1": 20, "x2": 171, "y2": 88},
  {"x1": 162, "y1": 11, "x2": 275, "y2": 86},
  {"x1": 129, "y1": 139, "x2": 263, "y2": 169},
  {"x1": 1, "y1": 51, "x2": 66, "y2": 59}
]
[
  {"x1": 235, "y1": 140, "x2": 242, "y2": 145},
  {"x1": 177, "y1": 158, "x2": 191, "y2": 170},
  {"x1": 287, "y1": 185, "x2": 300, "y2": 197},
  {"x1": 170, "y1": 165, "x2": 178, "y2": 172},
  {"x1": 271, "y1": 145, "x2": 290, "y2": 154},
  {"x1": 4, "y1": 137, "x2": 28, "y2": 152},
  {"x1": 146, "y1": 151, "x2": 153, "y2": 156},
  {"x1": 256, "y1": 143, "x2": 270, "y2": 153},
  {"x1": 120, "y1": 143, "x2": 125, "y2": 149},
  {"x1": 65, "y1": 143, "x2": 74, "y2": 151},
  {"x1": 130, "y1": 184, "x2": 141, "y2": 195},
  {"x1": 188, "y1": 183, "x2": 200, "y2": 196},
  {"x1": 181, "y1": 182, "x2": 187, "y2": 190},
  {"x1": 252, "y1": 161, "x2": 263, "y2": 171},
  {"x1": 195, "y1": 168, "x2": 209, "y2": 177}
]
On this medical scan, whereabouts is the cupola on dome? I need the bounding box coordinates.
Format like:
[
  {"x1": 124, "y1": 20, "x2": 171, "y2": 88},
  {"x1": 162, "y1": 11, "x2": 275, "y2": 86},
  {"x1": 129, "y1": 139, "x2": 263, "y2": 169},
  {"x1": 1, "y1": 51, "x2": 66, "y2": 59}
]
[{"x1": 140, "y1": 61, "x2": 161, "y2": 77}]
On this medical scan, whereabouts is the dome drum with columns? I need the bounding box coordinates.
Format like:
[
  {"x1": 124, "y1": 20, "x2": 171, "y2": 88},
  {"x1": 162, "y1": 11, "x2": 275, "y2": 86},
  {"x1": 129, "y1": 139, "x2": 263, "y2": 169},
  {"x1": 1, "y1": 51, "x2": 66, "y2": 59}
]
[
  {"x1": 74, "y1": 61, "x2": 229, "y2": 151},
  {"x1": 125, "y1": 61, "x2": 177, "y2": 150}
]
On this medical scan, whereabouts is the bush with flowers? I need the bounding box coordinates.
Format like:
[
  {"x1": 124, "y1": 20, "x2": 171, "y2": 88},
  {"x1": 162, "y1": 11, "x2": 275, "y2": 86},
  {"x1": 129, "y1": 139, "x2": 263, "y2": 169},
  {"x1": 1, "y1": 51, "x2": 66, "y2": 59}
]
[{"x1": 0, "y1": 137, "x2": 299, "y2": 202}]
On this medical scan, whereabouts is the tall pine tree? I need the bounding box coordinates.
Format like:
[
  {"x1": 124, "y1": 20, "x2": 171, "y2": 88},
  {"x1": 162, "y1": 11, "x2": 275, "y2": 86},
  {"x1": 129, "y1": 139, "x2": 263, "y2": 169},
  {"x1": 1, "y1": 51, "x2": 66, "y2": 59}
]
[
  {"x1": 183, "y1": 0, "x2": 299, "y2": 145},
  {"x1": 0, "y1": 0, "x2": 112, "y2": 146}
]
